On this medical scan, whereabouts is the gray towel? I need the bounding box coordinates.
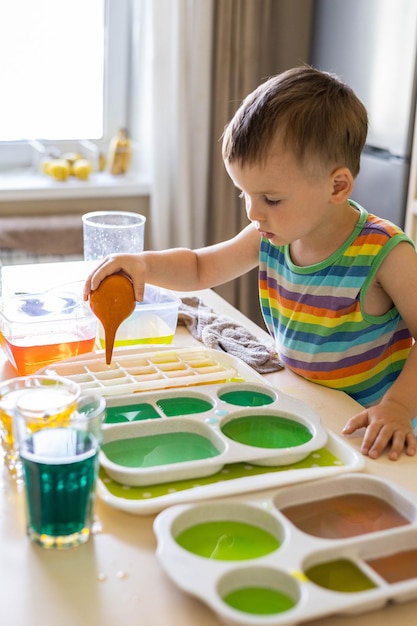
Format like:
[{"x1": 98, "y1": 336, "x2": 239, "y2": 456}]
[{"x1": 177, "y1": 297, "x2": 284, "y2": 374}]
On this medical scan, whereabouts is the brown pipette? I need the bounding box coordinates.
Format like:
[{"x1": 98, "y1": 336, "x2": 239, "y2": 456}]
[{"x1": 89, "y1": 273, "x2": 136, "y2": 364}]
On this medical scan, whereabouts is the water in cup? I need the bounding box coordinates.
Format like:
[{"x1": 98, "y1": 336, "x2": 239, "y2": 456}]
[
  {"x1": 14, "y1": 391, "x2": 105, "y2": 549},
  {"x1": 21, "y1": 427, "x2": 98, "y2": 545}
]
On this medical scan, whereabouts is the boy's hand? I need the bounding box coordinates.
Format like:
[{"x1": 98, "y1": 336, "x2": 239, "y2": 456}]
[
  {"x1": 342, "y1": 399, "x2": 416, "y2": 461},
  {"x1": 83, "y1": 253, "x2": 146, "y2": 302}
]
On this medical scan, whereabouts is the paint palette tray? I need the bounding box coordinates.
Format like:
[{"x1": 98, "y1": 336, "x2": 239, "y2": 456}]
[
  {"x1": 99, "y1": 381, "x2": 328, "y2": 487},
  {"x1": 154, "y1": 473, "x2": 417, "y2": 626},
  {"x1": 37, "y1": 346, "x2": 266, "y2": 397},
  {"x1": 97, "y1": 381, "x2": 364, "y2": 514}
]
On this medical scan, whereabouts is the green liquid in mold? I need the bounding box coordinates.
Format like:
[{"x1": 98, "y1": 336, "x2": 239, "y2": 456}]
[
  {"x1": 305, "y1": 559, "x2": 376, "y2": 592},
  {"x1": 102, "y1": 432, "x2": 220, "y2": 468},
  {"x1": 157, "y1": 396, "x2": 212, "y2": 416},
  {"x1": 219, "y1": 389, "x2": 274, "y2": 407},
  {"x1": 175, "y1": 520, "x2": 280, "y2": 560},
  {"x1": 221, "y1": 414, "x2": 312, "y2": 448},
  {"x1": 223, "y1": 586, "x2": 296, "y2": 615},
  {"x1": 105, "y1": 403, "x2": 160, "y2": 424}
]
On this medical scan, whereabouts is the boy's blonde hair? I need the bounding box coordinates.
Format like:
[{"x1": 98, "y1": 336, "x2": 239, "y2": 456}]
[{"x1": 222, "y1": 66, "x2": 368, "y2": 177}]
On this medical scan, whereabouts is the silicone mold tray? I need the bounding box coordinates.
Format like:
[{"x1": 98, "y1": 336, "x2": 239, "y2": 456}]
[
  {"x1": 99, "y1": 381, "x2": 328, "y2": 486},
  {"x1": 154, "y1": 473, "x2": 417, "y2": 626},
  {"x1": 37, "y1": 346, "x2": 265, "y2": 396},
  {"x1": 97, "y1": 382, "x2": 364, "y2": 514}
]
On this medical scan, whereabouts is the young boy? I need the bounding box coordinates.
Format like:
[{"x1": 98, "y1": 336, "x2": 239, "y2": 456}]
[{"x1": 84, "y1": 66, "x2": 417, "y2": 461}]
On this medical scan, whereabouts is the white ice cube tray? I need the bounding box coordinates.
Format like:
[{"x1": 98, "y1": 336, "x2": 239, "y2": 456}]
[
  {"x1": 99, "y1": 381, "x2": 328, "y2": 486},
  {"x1": 37, "y1": 346, "x2": 266, "y2": 397},
  {"x1": 154, "y1": 473, "x2": 417, "y2": 626}
]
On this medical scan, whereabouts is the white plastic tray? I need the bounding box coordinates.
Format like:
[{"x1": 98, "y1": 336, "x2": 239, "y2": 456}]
[
  {"x1": 154, "y1": 473, "x2": 417, "y2": 625},
  {"x1": 99, "y1": 382, "x2": 329, "y2": 486},
  {"x1": 97, "y1": 426, "x2": 364, "y2": 515},
  {"x1": 37, "y1": 345, "x2": 266, "y2": 396},
  {"x1": 39, "y1": 345, "x2": 364, "y2": 515}
]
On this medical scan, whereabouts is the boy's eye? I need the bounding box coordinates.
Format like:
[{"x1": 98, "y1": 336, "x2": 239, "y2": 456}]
[{"x1": 264, "y1": 196, "x2": 280, "y2": 206}]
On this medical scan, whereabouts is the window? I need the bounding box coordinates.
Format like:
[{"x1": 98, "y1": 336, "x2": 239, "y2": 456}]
[{"x1": 0, "y1": 0, "x2": 132, "y2": 172}]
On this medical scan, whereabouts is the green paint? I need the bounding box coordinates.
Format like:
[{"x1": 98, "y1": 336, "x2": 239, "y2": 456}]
[
  {"x1": 223, "y1": 586, "x2": 296, "y2": 615},
  {"x1": 102, "y1": 431, "x2": 220, "y2": 468},
  {"x1": 219, "y1": 389, "x2": 274, "y2": 407},
  {"x1": 157, "y1": 396, "x2": 213, "y2": 417},
  {"x1": 221, "y1": 414, "x2": 312, "y2": 448},
  {"x1": 98, "y1": 446, "x2": 342, "y2": 501},
  {"x1": 175, "y1": 520, "x2": 280, "y2": 560},
  {"x1": 305, "y1": 559, "x2": 376, "y2": 592},
  {"x1": 104, "y1": 403, "x2": 160, "y2": 424}
]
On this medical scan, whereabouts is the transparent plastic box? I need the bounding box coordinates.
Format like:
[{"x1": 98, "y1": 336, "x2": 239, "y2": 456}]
[
  {"x1": 97, "y1": 285, "x2": 180, "y2": 348},
  {"x1": 0, "y1": 290, "x2": 98, "y2": 375}
]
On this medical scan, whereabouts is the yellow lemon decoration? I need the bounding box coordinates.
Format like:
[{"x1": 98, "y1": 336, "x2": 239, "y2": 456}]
[
  {"x1": 61, "y1": 152, "x2": 83, "y2": 175},
  {"x1": 40, "y1": 159, "x2": 53, "y2": 176},
  {"x1": 73, "y1": 158, "x2": 92, "y2": 181},
  {"x1": 49, "y1": 159, "x2": 70, "y2": 181}
]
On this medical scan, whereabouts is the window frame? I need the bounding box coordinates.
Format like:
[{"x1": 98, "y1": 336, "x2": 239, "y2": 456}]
[{"x1": 0, "y1": 0, "x2": 132, "y2": 173}]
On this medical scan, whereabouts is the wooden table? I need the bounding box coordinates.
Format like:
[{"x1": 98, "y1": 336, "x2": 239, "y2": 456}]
[{"x1": 1, "y1": 262, "x2": 417, "y2": 626}]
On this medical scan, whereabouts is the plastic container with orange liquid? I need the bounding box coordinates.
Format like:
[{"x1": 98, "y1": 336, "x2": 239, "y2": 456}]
[{"x1": 0, "y1": 291, "x2": 98, "y2": 375}]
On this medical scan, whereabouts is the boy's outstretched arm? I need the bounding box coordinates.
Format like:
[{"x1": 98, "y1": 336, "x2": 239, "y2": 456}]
[
  {"x1": 343, "y1": 242, "x2": 417, "y2": 460},
  {"x1": 83, "y1": 223, "x2": 260, "y2": 302}
]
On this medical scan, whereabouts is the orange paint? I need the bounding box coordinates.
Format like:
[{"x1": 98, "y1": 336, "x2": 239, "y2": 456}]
[
  {"x1": 90, "y1": 274, "x2": 136, "y2": 364},
  {"x1": 2, "y1": 336, "x2": 96, "y2": 375},
  {"x1": 281, "y1": 493, "x2": 409, "y2": 539}
]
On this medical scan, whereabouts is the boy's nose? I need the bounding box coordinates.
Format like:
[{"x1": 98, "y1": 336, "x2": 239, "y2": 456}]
[{"x1": 245, "y1": 197, "x2": 263, "y2": 222}]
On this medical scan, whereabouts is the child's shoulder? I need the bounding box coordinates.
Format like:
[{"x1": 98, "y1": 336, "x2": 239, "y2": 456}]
[
  {"x1": 348, "y1": 202, "x2": 414, "y2": 256},
  {"x1": 364, "y1": 212, "x2": 406, "y2": 239}
]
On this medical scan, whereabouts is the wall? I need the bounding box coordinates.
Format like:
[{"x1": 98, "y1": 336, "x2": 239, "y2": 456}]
[{"x1": 0, "y1": 195, "x2": 151, "y2": 257}]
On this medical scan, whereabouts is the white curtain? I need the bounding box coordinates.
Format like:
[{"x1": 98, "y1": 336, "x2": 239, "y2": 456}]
[
  {"x1": 141, "y1": 0, "x2": 214, "y2": 251},
  {"x1": 207, "y1": 0, "x2": 313, "y2": 325},
  {"x1": 130, "y1": 0, "x2": 312, "y2": 324}
]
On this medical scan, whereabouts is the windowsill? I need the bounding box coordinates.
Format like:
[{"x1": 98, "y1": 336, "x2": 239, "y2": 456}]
[{"x1": 0, "y1": 169, "x2": 151, "y2": 201}]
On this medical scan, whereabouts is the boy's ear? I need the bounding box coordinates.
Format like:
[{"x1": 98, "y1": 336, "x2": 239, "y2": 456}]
[{"x1": 331, "y1": 167, "x2": 354, "y2": 202}]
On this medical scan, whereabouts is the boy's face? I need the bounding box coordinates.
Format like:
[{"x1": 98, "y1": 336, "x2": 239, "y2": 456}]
[{"x1": 224, "y1": 149, "x2": 339, "y2": 248}]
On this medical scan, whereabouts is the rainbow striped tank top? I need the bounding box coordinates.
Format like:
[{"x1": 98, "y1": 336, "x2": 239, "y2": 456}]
[{"x1": 259, "y1": 203, "x2": 414, "y2": 407}]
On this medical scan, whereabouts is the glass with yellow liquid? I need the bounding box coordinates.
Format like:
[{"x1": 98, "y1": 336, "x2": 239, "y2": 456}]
[{"x1": 0, "y1": 375, "x2": 80, "y2": 479}]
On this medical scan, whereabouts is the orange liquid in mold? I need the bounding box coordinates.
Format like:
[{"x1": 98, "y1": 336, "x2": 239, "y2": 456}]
[
  {"x1": 281, "y1": 493, "x2": 409, "y2": 539},
  {"x1": 367, "y1": 548, "x2": 417, "y2": 583},
  {"x1": 3, "y1": 336, "x2": 96, "y2": 375}
]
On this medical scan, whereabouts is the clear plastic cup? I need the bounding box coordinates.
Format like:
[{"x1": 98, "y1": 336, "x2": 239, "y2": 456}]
[
  {"x1": 0, "y1": 375, "x2": 80, "y2": 480},
  {"x1": 82, "y1": 210, "x2": 146, "y2": 261}
]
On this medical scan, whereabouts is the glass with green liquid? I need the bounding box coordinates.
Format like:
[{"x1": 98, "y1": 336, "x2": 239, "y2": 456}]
[{"x1": 14, "y1": 391, "x2": 105, "y2": 549}]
